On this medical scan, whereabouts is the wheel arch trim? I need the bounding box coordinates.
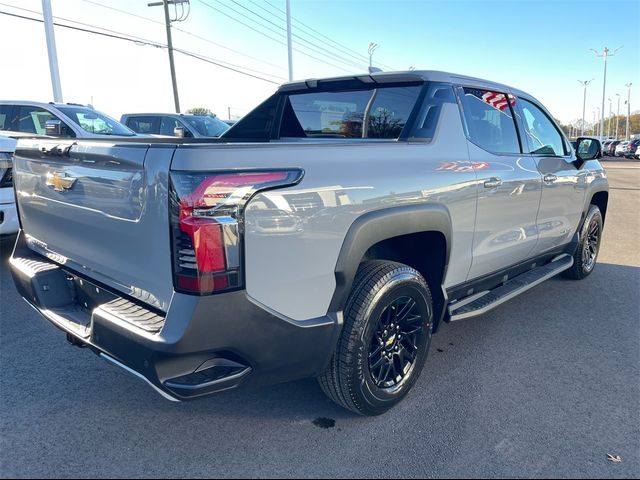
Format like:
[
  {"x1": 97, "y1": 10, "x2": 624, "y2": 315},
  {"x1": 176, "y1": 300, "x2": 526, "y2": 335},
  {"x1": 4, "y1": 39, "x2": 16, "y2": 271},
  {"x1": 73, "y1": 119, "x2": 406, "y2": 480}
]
[{"x1": 328, "y1": 203, "x2": 452, "y2": 314}]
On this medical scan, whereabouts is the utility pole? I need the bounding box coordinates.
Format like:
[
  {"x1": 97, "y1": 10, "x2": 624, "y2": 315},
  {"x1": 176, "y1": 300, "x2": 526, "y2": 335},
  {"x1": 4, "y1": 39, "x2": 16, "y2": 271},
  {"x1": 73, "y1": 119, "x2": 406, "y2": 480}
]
[
  {"x1": 368, "y1": 42, "x2": 379, "y2": 72},
  {"x1": 285, "y1": 0, "x2": 293, "y2": 81},
  {"x1": 578, "y1": 79, "x2": 593, "y2": 135},
  {"x1": 615, "y1": 93, "x2": 620, "y2": 140},
  {"x1": 591, "y1": 46, "x2": 622, "y2": 142},
  {"x1": 42, "y1": 0, "x2": 62, "y2": 102},
  {"x1": 148, "y1": 0, "x2": 190, "y2": 113},
  {"x1": 607, "y1": 98, "x2": 612, "y2": 139},
  {"x1": 625, "y1": 83, "x2": 632, "y2": 140}
]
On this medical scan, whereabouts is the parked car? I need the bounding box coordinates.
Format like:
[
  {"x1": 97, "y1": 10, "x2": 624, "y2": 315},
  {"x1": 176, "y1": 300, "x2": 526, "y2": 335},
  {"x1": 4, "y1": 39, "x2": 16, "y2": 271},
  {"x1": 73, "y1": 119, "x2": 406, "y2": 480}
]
[
  {"x1": 605, "y1": 140, "x2": 620, "y2": 156},
  {"x1": 615, "y1": 141, "x2": 629, "y2": 156},
  {"x1": 10, "y1": 70, "x2": 608, "y2": 416},
  {"x1": 120, "y1": 113, "x2": 230, "y2": 138},
  {"x1": 635, "y1": 144, "x2": 640, "y2": 159},
  {"x1": 0, "y1": 135, "x2": 17, "y2": 237},
  {"x1": 601, "y1": 140, "x2": 612, "y2": 155},
  {"x1": 0, "y1": 101, "x2": 137, "y2": 138},
  {"x1": 623, "y1": 139, "x2": 640, "y2": 158}
]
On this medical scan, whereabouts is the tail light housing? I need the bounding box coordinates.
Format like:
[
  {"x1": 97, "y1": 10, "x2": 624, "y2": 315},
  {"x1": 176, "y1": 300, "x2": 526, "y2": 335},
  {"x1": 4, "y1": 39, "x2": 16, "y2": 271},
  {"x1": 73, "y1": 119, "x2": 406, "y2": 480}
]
[{"x1": 169, "y1": 169, "x2": 303, "y2": 295}]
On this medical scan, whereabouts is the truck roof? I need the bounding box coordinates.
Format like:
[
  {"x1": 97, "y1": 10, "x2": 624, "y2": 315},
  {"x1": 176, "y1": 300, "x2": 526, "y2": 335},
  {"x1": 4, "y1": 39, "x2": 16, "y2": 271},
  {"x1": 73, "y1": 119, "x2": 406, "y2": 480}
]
[{"x1": 278, "y1": 70, "x2": 532, "y2": 99}]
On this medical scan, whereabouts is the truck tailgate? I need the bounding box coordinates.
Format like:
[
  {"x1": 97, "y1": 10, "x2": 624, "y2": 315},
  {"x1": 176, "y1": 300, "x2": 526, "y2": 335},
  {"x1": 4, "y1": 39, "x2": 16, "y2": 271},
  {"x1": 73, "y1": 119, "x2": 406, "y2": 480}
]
[{"x1": 13, "y1": 139, "x2": 176, "y2": 311}]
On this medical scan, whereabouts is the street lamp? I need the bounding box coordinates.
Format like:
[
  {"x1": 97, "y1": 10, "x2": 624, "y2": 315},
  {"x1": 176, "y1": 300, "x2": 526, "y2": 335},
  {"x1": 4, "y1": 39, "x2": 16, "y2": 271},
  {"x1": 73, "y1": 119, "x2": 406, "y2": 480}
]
[
  {"x1": 625, "y1": 83, "x2": 633, "y2": 140},
  {"x1": 615, "y1": 93, "x2": 620, "y2": 140},
  {"x1": 591, "y1": 46, "x2": 623, "y2": 141},
  {"x1": 578, "y1": 79, "x2": 594, "y2": 135},
  {"x1": 607, "y1": 97, "x2": 612, "y2": 139}
]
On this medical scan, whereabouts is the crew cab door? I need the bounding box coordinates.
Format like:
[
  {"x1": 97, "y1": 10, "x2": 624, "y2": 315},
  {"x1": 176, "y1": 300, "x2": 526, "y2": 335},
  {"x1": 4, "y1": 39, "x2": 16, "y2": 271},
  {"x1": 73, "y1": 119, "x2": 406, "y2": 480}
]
[
  {"x1": 456, "y1": 87, "x2": 542, "y2": 280},
  {"x1": 515, "y1": 97, "x2": 587, "y2": 255}
]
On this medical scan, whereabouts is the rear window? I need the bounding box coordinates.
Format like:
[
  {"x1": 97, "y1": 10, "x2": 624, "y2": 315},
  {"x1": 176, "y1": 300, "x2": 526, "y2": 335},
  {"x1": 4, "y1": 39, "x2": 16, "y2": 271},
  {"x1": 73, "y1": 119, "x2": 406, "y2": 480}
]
[{"x1": 280, "y1": 85, "x2": 422, "y2": 139}]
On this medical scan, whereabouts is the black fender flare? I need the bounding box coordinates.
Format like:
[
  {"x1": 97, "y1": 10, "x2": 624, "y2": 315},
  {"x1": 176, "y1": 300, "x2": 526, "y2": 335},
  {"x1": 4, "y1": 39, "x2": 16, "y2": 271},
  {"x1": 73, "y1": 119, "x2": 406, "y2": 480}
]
[{"x1": 328, "y1": 203, "x2": 452, "y2": 315}]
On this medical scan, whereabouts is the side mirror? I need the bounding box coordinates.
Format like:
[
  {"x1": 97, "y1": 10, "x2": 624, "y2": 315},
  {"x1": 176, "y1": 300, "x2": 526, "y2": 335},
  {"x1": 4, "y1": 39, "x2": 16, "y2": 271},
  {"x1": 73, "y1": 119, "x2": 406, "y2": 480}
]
[
  {"x1": 45, "y1": 119, "x2": 63, "y2": 137},
  {"x1": 575, "y1": 137, "x2": 601, "y2": 164},
  {"x1": 173, "y1": 126, "x2": 185, "y2": 138}
]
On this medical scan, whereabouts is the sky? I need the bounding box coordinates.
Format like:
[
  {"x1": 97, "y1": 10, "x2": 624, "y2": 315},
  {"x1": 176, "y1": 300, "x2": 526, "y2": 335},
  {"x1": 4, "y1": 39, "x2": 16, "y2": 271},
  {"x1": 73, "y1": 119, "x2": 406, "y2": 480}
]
[{"x1": 0, "y1": 0, "x2": 638, "y2": 124}]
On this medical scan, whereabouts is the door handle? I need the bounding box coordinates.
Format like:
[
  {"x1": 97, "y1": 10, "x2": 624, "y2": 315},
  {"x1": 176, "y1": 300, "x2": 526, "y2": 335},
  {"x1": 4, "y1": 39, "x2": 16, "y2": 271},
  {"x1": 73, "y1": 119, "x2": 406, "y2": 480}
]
[
  {"x1": 543, "y1": 174, "x2": 558, "y2": 183},
  {"x1": 483, "y1": 177, "x2": 502, "y2": 189}
]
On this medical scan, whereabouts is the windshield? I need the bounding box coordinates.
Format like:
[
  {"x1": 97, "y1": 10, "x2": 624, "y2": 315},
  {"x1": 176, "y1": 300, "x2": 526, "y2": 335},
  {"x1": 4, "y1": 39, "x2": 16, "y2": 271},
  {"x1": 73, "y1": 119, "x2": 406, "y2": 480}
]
[
  {"x1": 57, "y1": 106, "x2": 135, "y2": 136},
  {"x1": 182, "y1": 116, "x2": 230, "y2": 137}
]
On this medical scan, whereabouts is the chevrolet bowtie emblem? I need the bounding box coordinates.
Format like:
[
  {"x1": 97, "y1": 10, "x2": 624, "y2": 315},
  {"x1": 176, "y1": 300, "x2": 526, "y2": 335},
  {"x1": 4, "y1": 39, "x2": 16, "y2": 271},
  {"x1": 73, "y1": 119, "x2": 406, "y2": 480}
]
[{"x1": 46, "y1": 172, "x2": 77, "y2": 192}]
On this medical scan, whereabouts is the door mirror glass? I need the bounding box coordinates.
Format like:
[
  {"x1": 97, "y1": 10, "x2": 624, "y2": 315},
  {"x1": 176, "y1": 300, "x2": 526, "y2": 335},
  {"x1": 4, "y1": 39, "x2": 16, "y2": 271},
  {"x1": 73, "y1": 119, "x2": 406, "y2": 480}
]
[
  {"x1": 45, "y1": 119, "x2": 63, "y2": 136},
  {"x1": 174, "y1": 126, "x2": 185, "y2": 137},
  {"x1": 576, "y1": 137, "x2": 601, "y2": 161}
]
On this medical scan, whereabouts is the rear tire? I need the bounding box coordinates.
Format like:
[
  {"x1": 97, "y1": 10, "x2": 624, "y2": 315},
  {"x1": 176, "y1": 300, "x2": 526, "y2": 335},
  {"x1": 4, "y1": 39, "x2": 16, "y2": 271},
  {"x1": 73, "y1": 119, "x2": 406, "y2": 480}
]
[
  {"x1": 562, "y1": 204, "x2": 603, "y2": 280},
  {"x1": 318, "y1": 260, "x2": 433, "y2": 416}
]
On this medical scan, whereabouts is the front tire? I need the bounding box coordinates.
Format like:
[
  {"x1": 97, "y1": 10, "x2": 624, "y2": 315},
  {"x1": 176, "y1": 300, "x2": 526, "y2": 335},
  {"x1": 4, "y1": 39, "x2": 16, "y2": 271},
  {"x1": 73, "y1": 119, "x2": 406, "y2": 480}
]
[
  {"x1": 318, "y1": 261, "x2": 433, "y2": 416},
  {"x1": 562, "y1": 204, "x2": 603, "y2": 280}
]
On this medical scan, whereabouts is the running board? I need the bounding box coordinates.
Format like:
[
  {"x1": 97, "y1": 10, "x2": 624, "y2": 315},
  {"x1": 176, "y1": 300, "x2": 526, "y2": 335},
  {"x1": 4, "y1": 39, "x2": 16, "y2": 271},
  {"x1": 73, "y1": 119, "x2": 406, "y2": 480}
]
[{"x1": 449, "y1": 254, "x2": 574, "y2": 321}]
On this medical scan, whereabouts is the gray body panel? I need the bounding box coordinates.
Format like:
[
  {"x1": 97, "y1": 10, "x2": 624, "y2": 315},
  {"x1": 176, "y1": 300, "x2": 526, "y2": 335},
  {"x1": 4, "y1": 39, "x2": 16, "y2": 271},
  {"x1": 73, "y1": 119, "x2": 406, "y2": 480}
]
[
  {"x1": 14, "y1": 140, "x2": 175, "y2": 310},
  {"x1": 11, "y1": 70, "x2": 609, "y2": 324}
]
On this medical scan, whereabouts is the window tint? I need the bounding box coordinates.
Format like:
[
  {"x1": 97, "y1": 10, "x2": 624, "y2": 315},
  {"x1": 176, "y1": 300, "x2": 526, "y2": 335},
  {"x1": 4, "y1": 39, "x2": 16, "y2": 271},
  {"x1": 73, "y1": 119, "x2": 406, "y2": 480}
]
[
  {"x1": 280, "y1": 85, "x2": 422, "y2": 139},
  {"x1": 15, "y1": 106, "x2": 55, "y2": 134},
  {"x1": 0, "y1": 105, "x2": 12, "y2": 130},
  {"x1": 459, "y1": 87, "x2": 520, "y2": 154},
  {"x1": 160, "y1": 116, "x2": 181, "y2": 136},
  {"x1": 462, "y1": 88, "x2": 521, "y2": 153},
  {"x1": 182, "y1": 116, "x2": 229, "y2": 137},
  {"x1": 126, "y1": 116, "x2": 159, "y2": 134},
  {"x1": 519, "y1": 98, "x2": 566, "y2": 156}
]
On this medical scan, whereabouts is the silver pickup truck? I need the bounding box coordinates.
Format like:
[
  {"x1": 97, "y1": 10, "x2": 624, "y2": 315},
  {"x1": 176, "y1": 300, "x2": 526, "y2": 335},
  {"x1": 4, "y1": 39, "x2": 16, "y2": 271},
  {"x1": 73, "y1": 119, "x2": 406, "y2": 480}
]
[{"x1": 9, "y1": 71, "x2": 608, "y2": 415}]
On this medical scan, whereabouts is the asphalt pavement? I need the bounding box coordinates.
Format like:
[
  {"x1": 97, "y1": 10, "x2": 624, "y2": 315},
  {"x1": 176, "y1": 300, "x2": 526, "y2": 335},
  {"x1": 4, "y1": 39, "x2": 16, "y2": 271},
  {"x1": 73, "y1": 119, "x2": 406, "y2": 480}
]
[{"x1": 1, "y1": 159, "x2": 638, "y2": 478}]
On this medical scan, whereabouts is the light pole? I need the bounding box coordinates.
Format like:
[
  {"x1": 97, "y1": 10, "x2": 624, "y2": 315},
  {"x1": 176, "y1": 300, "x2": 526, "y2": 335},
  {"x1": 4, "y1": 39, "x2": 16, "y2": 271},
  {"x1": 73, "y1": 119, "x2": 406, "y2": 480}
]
[
  {"x1": 625, "y1": 83, "x2": 632, "y2": 140},
  {"x1": 578, "y1": 79, "x2": 594, "y2": 135},
  {"x1": 596, "y1": 106, "x2": 600, "y2": 137},
  {"x1": 148, "y1": 0, "x2": 190, "y2": 113},
  {"x1": 285, "y1": 0, "x2": 293, "y2": 81},
  {"x1": 615, "y1": 93, "x2": 620, "y2": 140},
  {"x1": 42, "y1": 0, "x2": 63, "y2": 102},
  {"x1": 591, "y1": 46, "x2": 622, "y2": 141},
  {"x1": 368, "y1": 42, "x2": 379, "y2": 71},
  {"x1": 592, "y1": 110, "x2": 596, "y2": 135},
  {"x1": 607, "y1": 98, "x2": 612, "y2": 139}
]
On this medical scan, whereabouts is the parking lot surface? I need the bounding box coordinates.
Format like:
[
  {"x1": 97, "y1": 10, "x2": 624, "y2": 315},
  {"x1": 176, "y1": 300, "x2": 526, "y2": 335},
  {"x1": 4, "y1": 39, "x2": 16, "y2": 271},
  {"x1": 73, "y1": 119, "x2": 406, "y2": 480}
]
[{"x1": 1, "y1": 160, "x2": 638, "y2": 478}]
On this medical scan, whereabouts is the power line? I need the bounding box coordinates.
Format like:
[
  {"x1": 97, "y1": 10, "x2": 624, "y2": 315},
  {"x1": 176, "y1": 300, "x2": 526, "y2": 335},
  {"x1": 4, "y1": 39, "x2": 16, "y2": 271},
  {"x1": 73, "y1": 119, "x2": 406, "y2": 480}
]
[
  {"x1": 79, "y1": 0, "x2": 287, "y2": 73},
  {"x1": 0, "y1": 10, "x2": 281, "y2": 84},
  {"x1": 260, "y1": 0, "x2": 395, "y2": 70},
  {"x1": 197, "y1": 0, "x2": 353, "y2": 73},
  {"x1": 222, "y1": 0, "x2": 368, "y2": 70}
]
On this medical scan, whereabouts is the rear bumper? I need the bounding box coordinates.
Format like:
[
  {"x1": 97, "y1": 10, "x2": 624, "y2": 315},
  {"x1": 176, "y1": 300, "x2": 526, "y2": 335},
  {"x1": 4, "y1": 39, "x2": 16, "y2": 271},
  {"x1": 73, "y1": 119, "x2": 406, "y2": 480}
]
[
  {"x1": 10, "y1": 231, "x2": 342, "y2": 401},
  {"x1": 0, "y1": 188, "x2": 18, "y2": 236}
]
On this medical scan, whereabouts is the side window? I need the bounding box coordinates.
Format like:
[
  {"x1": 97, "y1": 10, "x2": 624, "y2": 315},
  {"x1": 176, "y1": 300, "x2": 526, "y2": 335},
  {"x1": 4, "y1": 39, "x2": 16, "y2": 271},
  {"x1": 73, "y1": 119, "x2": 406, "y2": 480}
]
[
  {"x1": 0, "y1": 105, "x2": 13, "y2": 130},
  {"x1": 127, "y1": 116, "x2": 159, "y2": 134},
  {"x1": 160, "y1": 116, "x2": 181, "y2": 136},
  {"x1": 459, "y1": 87, "x2": 521, "y2": 154},
  {"x1": 16, "y1": 106, "x2": 56, "y2": 135},
  {"x1": 519, "y1": 99, "x2": 566, "y2": 156}
]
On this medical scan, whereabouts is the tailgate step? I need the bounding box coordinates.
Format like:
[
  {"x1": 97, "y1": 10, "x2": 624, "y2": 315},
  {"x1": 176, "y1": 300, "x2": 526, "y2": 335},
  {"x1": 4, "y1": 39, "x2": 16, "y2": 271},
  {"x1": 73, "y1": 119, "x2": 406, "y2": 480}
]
[{"x1": 449, "y1": 254, "x2": 574, "y2": 321}]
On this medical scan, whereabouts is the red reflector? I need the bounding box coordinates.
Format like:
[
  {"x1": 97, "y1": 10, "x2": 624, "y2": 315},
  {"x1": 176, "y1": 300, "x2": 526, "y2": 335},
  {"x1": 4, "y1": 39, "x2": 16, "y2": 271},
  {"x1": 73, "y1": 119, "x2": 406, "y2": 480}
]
[{"x1": 179, "y1": 216, "x2": 226, "y2": 273}]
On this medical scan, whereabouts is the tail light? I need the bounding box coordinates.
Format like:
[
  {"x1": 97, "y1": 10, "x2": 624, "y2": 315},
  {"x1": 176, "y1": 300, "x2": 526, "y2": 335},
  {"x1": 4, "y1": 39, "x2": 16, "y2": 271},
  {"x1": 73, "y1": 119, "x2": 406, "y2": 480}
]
[{"x1": 169, "y1": 169, "x2": 303, "y2": 295}]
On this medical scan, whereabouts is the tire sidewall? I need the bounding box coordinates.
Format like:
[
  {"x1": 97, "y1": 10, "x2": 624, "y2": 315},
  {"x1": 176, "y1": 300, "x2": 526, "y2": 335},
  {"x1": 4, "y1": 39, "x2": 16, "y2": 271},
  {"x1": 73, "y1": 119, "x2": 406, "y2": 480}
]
[
  {"x1": 349, "y1": 269, "x2": 432, "y2": 414},
  {"x1": 578, "y1": 206, "x2": 603, "y2": 276}
]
